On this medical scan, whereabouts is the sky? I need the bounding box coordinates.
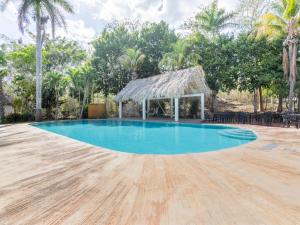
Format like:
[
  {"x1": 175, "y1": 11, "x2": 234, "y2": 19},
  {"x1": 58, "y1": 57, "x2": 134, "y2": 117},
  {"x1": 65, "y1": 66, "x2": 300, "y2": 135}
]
[{"x1": 0, "y1": 0, "x2": 239, "y2": 44}]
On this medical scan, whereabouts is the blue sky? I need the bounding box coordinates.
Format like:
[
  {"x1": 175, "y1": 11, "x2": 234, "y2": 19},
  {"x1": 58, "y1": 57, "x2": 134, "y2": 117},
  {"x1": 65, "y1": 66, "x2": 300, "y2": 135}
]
[{"x1": 0, "y1": 0, "x2": 238, "y2": 43}]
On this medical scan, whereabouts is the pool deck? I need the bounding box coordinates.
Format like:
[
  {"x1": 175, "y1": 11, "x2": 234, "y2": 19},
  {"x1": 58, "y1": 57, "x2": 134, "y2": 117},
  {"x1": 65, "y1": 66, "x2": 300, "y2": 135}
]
[{"x1": 0, "y1": 121, "x2": 300, "y2": 225}]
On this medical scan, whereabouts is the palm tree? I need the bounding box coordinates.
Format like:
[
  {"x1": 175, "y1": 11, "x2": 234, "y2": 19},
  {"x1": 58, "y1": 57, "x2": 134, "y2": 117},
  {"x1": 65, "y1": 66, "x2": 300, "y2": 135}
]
[
  {"x1": 184, "y1": 0, "x2": 236, "y2": 38},
  {"x1": 255, "y1": 0, "x2": 300, "y2": 113},
  {"x1": 1, "y1": 0, "x2": 74, "y2": 121},
  {"x1": 119, "y1": 48, "x2": 145, "y2": 80},
  {"x1": 159, "y1": 39, "x2": 200, "y2": 72}
]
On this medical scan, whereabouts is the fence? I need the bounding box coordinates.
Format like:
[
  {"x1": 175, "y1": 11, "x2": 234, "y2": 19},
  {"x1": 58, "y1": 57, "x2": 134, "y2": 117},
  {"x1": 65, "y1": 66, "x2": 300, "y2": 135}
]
[{"x1": 88, "y1": 104, "x2": 106, "y2": 119}]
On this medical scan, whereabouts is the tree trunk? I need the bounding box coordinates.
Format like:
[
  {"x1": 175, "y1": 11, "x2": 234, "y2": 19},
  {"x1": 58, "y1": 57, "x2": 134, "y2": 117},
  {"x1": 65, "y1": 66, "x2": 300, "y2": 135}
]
[
  {"x1": 265, "y1": 97, "x2": 268, "y2": 111},
  {"x1": 35, "y1": 14, "x2": 43, "y2": 121},
  {"x1": 55, "y1": 87, "x2": 59, "y2": 120},
  {"x1": 288, "y1": 76, "x2": 296, "y2": 113},
  {"x1": 277, "y1": 94, "x2": 283, "y2": 112},
  {"x1": 132, "y1": 71, "x2": 138, "y2": 80},
  {"x1": 287, "y1": 36, "x2": 298, "y2": 113},
  {"x1": 258, "y1": 86, "x2": 264, "y2": 112},
  {"x1": 91, "y1": 83, "x2": 94, "y2": 104},
  {"x1": 297, "y1": 91, "x2": 300, "y2": 113},
  {"x1": 210, "y1": 91, "x2": 217, "y2": 112},
  {"x1": 253, "y1": 90, "x2": 258, "y2": 113},
  {"x1": 0, "y1": 77, "x2": 4, "y2": 123},
  {"x1": 80, "y1": 86, "x2": 88, "y2": 119}
]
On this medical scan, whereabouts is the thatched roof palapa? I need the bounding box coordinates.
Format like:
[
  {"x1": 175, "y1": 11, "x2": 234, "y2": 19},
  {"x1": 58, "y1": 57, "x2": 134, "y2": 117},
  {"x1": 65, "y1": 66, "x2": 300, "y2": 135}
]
[{"x1": 115, "y1": 66, "x2": 211, "y2": 103}]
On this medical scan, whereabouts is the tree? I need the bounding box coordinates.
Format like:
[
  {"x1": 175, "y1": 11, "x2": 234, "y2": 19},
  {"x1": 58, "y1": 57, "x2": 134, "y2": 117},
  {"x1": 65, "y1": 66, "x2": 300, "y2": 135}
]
[
  {"x1": 42, "y1": 71, "x2": 68, "y2": 119},
  {"x1": 8, "y1": 44, "x2": 37, "y2": 77},
  {"x1": 119, "y1": 48, "x2": 145, "y2": 80},
  {"x1": 255, "y1": 0, "x2": 300, "y2": 112},
  {"x1": 159, "y1": 39, "x2": 200, "y2": 71},
  {"x1": 192, "y1": 34, "x2": 237, "y2": 112},
  {"x1": 92, "y1": 23, "x2": 134, "y2": 97},
  {"x1": 233, "y1": 35, "x2": 284, "y2": 112},
  {"x1": 0, "y1": 47, "x2": 8, "y2": 122},
  {"x1": 44, "y1": 38, "x2": 86, "y2": 72},
  {"x1": 78, "y1": 62, "x2": 95, "y2": 118},
  {"x1": 136, "y1": 21, "x2": 177, "y2": 76},
  {"x1": 7, "y1": 44, "x2": 39, "y2": 114},
  {"x1": 1, "y1": 0, "x2": 74, "y2": 121},
  {"x1": 92, "y1": 21, "x2": 177, "y2": 96},
  {"x1": 42, "y1": 38, "x2": 86, "y2": 119},
  {"x1": 67, "y1": 62, "x2": 96, "y2": 119},
  {"x1": 184, "y1": 0, "x2": 236, "y2": 39},
  {"x1": 68, "y1": 67, "x2": 82, "y2": 102}
]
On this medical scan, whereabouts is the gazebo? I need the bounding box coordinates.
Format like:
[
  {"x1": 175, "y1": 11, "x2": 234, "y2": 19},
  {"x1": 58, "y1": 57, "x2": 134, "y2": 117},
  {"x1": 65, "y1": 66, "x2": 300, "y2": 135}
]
[{"x1": 115, "y1": 66, "x2": 211, "y2": 122}]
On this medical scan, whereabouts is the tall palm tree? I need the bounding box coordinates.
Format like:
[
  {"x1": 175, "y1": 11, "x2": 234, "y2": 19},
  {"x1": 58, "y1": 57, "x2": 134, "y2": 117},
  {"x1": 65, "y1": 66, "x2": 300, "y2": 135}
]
[
  {"x1": 1, "y1": 0, "x2": 74, "y2": 121},
  {"x1": 119, "y1": 48, "x2": 145, "y2": 80},
  {"x1": 255, "y1": 0, "x2": 300, "y2": 113},
  {"x1": 184, "y1": 0, "x2": 236, "y2": 38}
]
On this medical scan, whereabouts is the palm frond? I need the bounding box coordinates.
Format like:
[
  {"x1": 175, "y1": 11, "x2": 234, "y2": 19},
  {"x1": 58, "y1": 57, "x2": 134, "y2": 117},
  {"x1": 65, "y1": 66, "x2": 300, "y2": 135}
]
[
  {"x1": 284, "y1": 0, "x2": 297, "y2": 19},
  {"x1": 52, "y1": 0, "x2": 73, "y2": 13},
  {"x1": 255, "y1": 12, "x2": 287, "y2": 39},
  {"x1": 185, "y1": 0, "x2": 236, "y2": 37},
  {"x1": 17, "y1": 0, "x2": 32, "y2": 34}
]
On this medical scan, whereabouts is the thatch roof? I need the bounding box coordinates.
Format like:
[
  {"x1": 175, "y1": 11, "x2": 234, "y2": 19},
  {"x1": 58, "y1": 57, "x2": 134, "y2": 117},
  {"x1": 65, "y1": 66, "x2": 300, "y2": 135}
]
[{"x1": 115, "y1": 66, "x2": 211, "y2": 102}]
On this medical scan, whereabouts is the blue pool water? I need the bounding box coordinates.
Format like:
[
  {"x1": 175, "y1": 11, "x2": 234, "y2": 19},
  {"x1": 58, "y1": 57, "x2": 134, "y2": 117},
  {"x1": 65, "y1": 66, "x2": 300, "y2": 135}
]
[{"x1": 33, "y1": 120, "x2": 256, "y2": 155}]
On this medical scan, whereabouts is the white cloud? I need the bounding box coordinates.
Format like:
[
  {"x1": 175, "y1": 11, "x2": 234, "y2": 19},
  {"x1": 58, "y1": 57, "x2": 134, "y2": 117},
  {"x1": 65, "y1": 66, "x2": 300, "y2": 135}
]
[
  {"x1": 0, "y1": 2, "x2": 19, "y2": 39},
  {"x1": 91, "y1": 0, "x2": 239, "y2": 28},
  {"x1": 0, "y1": 0, "x2": 239, "y2": 43},
  {"x1": 54, "y1": 19, "x2": 96, "y2": 43}
]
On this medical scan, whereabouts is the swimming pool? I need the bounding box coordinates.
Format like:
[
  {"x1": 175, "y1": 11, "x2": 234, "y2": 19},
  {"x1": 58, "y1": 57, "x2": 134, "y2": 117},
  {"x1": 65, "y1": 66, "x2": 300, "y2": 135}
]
[{"x1": 33, "y1": 120, "x2": 256, "y2": 155}]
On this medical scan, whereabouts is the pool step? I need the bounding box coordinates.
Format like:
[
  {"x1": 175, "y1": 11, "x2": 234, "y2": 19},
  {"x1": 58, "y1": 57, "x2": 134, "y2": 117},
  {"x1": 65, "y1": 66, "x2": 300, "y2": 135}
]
[{"x1": 218, "y1": 129, "x2": 256, "y2": 141}]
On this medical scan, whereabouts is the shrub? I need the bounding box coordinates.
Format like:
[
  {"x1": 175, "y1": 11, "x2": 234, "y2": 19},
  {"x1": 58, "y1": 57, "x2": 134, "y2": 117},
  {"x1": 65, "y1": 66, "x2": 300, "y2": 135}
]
[
  {"x1": 59, "y1": 95, "x2": 80, "y2": 119},
  {"x1": 4, "y1": 113, "x2": 35, "y2": 123}
]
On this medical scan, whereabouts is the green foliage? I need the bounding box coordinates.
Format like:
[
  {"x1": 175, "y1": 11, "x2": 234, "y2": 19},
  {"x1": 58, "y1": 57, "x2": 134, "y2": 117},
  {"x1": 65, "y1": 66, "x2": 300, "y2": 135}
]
[
  {"x1": 8, "y1": 44, "x2": 38, "y2": 75},
  {"x1": 136, "y1": 21, "x2": 177, "y2": 77},
  {"x1": 119, "y1": 48, "x2": 145, "y2": 79},
  {"x1": 1, "y1": 1, "x2": 299, "y2": 117},
  {"x1": 6, "y1": 39, "x2": 86, "y2": 118},
  {"x1": 59, "y1": 95, "x2": 80, "y2": 119},
  {"x1": 2, "y1": 0, "x2": 75, "y2": 120},
  {"x1": 159, "y1": 38, "x2": 200, "y2": 71},
  {"x1": 92, "y1": 21, "x2": 177, "y2": 96},
  {"x1": 193, "y1": 34, "x2": 237, "y2": 93},
  {"x1": 184, "y1": 0, "x2": 236, "y2": 38},
  {"x1": 92, "y1": 23, "x2": 136, "y2": 96},
  {"x1": 44, "y1": 38, "x2": 86, "y2": 72},
  {"x1": 12, "y1": 74, "x2": 35, "y2": 114},
  {"x1": 3, "y1": 113, "x2": 35, "y2": 123},
  {"x1": 42, "y1": 71, "x2": 69, "y2": 118},
  {"x1": 0, "y1": 47, "x2": 7, "y2": 70},
  {"x1": 0, "y1": 46, "x2": 8, "y2": 123},
  {"x1": 255, "y1": 0, "x2": 300, "y2": 40},
  {"x1": 233, "y1": 35, "x2": 283, "y2": 93}
]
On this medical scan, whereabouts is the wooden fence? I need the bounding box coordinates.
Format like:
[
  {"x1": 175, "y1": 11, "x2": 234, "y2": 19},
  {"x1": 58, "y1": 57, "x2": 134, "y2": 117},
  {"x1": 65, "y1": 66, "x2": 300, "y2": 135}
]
[{"x1": 88, "y1": 104, "x2": 106, "y2": 119}]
